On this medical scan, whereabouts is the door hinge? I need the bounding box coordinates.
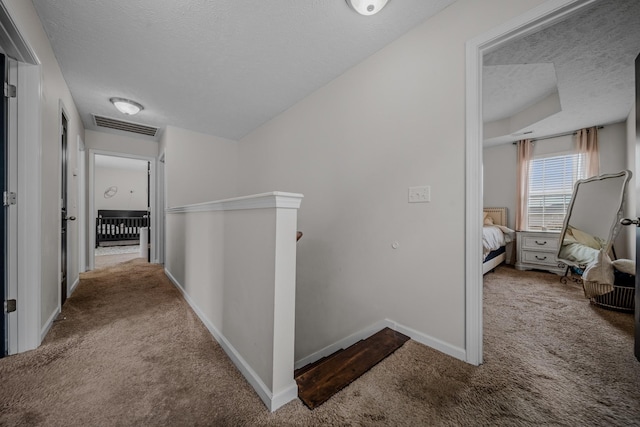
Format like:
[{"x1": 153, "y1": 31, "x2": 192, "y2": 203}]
[
  {"x1": 3, "y1": 82, "x2": 16, "y2": 98},
  {"x1": 6, "y1": 299, "x2": 16, "y2": 313},
  {"x1": 3, "y1": 191, "x2": 16, "y2": 206}
]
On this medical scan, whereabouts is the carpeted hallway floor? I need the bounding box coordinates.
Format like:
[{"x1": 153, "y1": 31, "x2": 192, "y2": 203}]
[{"x1": 0, "y1": 261, "x2": 639, "y2": 426}]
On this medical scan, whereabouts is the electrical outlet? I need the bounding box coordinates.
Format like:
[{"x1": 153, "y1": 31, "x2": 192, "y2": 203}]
[{"x1": 408, "y1": 186, "x2": 430, "y2": 203}]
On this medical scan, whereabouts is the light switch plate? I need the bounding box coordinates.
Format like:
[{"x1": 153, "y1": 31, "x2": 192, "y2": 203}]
[{"x1": 408, "y1": 186, "x2": 430, "y2": 203}]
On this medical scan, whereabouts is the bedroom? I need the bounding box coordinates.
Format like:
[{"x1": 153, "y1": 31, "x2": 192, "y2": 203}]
[
  {"x1": 93, "y1": 154, "x2": 150, "y2": 268},
  {"x1": 482, "y1": 0, "x2": 637, "y2": 273}
]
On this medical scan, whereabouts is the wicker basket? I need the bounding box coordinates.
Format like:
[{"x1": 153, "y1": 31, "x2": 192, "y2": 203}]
[{"x1": 582, "y1": 278, "x2": 635, "y2": 312}]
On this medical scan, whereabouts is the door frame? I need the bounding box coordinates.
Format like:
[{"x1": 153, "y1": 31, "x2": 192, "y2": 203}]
[
  {"x1": 77, "y1": 136, "x2": 86, "y2": 272},
  {"x1": 0, "y1": 1, "x2": 43, "y2": 354},
  {"x1": 88, "y1": 149, "x2": 158, "y2": 270},
  {"x1": 464, "y1": 0, "x2": 597, "y2": 365}
]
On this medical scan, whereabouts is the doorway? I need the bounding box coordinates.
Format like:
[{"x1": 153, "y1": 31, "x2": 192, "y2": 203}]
[
  {"x1": 60, "y1": 112, "x2": 71, "y2": 306},
  {"x1": 92, "y1": 154, "x2": 151, "y2": 269},
  {"x1": 465, "y1": 0, "x2": 599, "y2": 364}
]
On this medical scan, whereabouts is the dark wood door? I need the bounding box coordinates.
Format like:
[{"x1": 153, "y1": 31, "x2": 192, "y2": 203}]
[
  {"x1": 620, "y1": 53, "x2": 640, "y2": 362},
  {"x1": 60, "y1": 114, "x2": 68, "y2": 306}
]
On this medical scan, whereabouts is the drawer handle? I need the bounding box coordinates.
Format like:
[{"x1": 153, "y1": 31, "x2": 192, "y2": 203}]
[
  {"x1": 535, "y1": 241, "x2": 547, "y2": 245},
  {"x1": 535, "y1": 255, "x2": 547, "y2": 260}
]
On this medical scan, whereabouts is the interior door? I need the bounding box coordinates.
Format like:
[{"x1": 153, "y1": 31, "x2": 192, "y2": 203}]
[
  {"x1": 147, "y1": 161, "x2": 151, "y2": 262},
  {"x1": 0, "y1": 53, "x2": 7, "y2": 357},
  {"x1": 60, "y1": 114, "x2": 68, "y2": 306},
  {"x1": 634, "y1": 55, "x2": 640, "y2": 361},
  {"x1": 621, "y1": 53, "x2": 640, "y2": 362}
]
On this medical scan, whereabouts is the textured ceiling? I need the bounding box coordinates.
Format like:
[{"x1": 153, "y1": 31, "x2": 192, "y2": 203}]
[
  {"x1": 483, "y1": 0, "x2": 640, "y2": 146},
  {"x1": 31, "y1": 0, "x2": 455, "y2": 141}
]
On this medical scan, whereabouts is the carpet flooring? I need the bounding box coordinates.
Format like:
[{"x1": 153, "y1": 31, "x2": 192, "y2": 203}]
[{"x1": 0, "y1": 261, "x2": 639, "y2": 426}]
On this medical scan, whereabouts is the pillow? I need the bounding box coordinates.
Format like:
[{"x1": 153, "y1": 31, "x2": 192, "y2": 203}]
[
  {"x1": 612, "y1": 259, "x2": 635, "y2": 275},
  {"x1": 570, "y1": 227, "x2": 602, "y2": 250},
  {"x1": 582, "y1": 249, "x2": 614, "y2": 286},
  {"x1": 483, "y1": 216, "x2": 494, "y2": 225}
]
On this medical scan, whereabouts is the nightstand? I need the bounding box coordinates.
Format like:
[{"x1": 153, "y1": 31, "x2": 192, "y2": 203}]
[{"x1": 515, "y1": 231, "x2": 565, "y2": 275}]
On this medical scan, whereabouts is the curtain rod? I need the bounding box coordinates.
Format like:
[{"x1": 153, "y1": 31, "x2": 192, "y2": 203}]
[{"x1": 510, "y1": 126, "x2": 604, "y2": 145}]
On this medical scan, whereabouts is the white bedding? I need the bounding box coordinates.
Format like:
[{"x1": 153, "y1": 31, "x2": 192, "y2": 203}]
[{"x1": 483, "y1": 224, "x2": 514, "y2": 259}]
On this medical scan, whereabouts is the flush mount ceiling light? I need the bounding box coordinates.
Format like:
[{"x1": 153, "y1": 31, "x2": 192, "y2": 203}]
[
  {"x1": 110, "y1": 97, "x2": 144, "y2": 115},
  {"x1": 346, "y1": 0, "x2": 389, "y2": 16}
]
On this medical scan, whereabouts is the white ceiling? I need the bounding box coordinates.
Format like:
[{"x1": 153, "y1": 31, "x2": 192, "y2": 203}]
[
  {"x1": 483, "y1": 0, "x2": 640, "y2": 146},
  {"x1": 31, "y1": 0, "x2": 455, "y2": 141}
]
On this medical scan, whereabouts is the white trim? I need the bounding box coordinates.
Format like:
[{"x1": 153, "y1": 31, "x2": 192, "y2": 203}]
[
  {"x1": 40, "y1": 307, "x2": 59, "y2": 342},
  {"x1": 88, "y1": 149, "x2": 158, "y2": 269},
  {"x1": 164, "y1": 268, "x2": 298, "y2": 412},
  {"x1": 6, "y1": 56, "x2": 18, "y2": 354},
  {"x1": 69, "y1": 276, "x2": 80, "y2": 295},
  {"x1": 166, "y1": 192, "x2": 304, "y2": 214},
  {"x1": 77, "y1": 135, "x2": 86, "y2": 272},
  {"x1": 390, "y1": 320, "x2": 466, "y2": 361},
  {"x1": 16, "y1": 62, "x2": 42, "y2": 352},
  {"x1": 464, "y1": 0, "x2": 597, "y2": 366},
  {"x1": 156, "y1": 152, "x2": 165, "y2": 264},
  {"x1": 294, "y1": 318, "x2": 465, "y2": 370}
]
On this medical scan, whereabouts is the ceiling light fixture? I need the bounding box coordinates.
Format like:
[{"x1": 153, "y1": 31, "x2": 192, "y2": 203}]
[
  {"x1": 346, "y1": 0, "x2": 389, "y2": 16},
  {"x1": 110, "y1": 97, "x2": 144, "y2": 115}
]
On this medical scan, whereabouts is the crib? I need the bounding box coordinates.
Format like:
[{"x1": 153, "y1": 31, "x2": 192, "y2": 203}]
[{"x1": 96, "y1": 209, "x2": 149, "y2": 247}]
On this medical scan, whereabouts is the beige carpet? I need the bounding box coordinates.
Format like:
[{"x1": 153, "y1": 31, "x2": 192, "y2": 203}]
[
  {"x1": 94, "y1": 253, "x2": 143, "y2": 269},
  {"x1": 0, "y1": 261, "x2": 639, "y2": 426}
]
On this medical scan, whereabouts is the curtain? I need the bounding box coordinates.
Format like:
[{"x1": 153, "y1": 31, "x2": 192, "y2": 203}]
[
  {"x1": 516, "y1": 139, "x2": 533, "y2": 231},
  {"x1": 576, "y1": 127, "x2": 600, "y2": 178}
]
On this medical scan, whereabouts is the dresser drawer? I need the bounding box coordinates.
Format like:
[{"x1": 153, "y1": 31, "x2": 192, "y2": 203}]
[
  {"x1": 521, "y1": 235, "x2": 558, "y2": 251},
  {"x1": 520, "y1": 250, "x2": 557, "y2": 266}
]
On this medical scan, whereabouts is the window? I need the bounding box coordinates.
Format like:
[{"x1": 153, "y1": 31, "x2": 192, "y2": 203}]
[{"x1": 527, "y1": 153, "x2": 585, "y2": 231}]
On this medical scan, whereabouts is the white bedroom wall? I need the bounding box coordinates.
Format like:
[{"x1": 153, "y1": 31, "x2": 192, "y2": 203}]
[
  {"x1": 236, "y1": 0, "x2": 548, "y2": 361},
  {"x1": 94, "y1": 166, "x2": 148, "y2": 214},
  {"x1": 484, "y1": 121, "x2": 630, "y2": 257},
  {"x1": 4, "y1": 0, "x2": 85, "y2": 331}
]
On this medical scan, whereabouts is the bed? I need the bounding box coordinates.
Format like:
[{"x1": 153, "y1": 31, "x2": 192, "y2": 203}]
[
  {"x1": 483, "y1": 207, "x2": 514, "y2": 274},
  {"x1": 96, "y1": 209, "x2": 149, "y2": 247}
]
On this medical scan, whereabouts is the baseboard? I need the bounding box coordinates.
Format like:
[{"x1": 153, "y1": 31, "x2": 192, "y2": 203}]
[
  {"x1": 40, "y1": 307, "x2": 60, "y2": 342},
  {"x1": 294, "y1": 318, "x2": 466, "y2": 370},
  {"x1": 69, "y1": 276, "x2": 80, "y2": 296},
  {"x1": 164, "y1": 268, "x2": 296, "y2": 412},
  {"x1": 385, "y1": 319, "x2": 466, "y2": 361}
]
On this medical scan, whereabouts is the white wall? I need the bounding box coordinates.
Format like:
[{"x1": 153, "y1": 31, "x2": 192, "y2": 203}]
[
  {"x1": 164, "y1": 194, "x2": 301, "y2": 411},
  {"x1": 85, "y1": 130, "x2": 159, "y2": 158},
  {"x1": 4, "y1": 0, "x2": 85, "y2": 331},
  {"x1": 94, "y1": 166, "x2": 148, "y2": 213},
  {"x1": 161, "y1": 126, "x2": 238, "y2": 207},
  {"x1": 484, "y1": 121, "x2": 631, "y2": 258},
  {"x1": 234, "y1": 0, "x2": 548, "y2": 361}
]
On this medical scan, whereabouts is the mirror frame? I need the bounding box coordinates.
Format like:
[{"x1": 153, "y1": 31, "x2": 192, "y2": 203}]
[{"x1": 557, "y1": 170, "x2": 632, "y2": 269}]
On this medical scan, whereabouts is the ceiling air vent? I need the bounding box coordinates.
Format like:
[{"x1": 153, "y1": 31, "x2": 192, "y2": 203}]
[{"x1": 92, "y1": 114, "x2": 159, "y2": 137}]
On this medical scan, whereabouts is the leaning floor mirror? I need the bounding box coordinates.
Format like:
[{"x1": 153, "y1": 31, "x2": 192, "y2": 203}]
[{"x1": 557, "y1": 170, "x2": 632, "y2": 275}]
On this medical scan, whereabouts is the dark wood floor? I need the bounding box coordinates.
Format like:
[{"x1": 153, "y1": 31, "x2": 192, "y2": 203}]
[{"x1": 295, "y1": 327, "x2": 410, "y2": 409}]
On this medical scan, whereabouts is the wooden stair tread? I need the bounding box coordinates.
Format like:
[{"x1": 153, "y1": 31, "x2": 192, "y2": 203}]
[
  {"x1": 295, "y1": 327, "x2": 410, "y2": 409},
  {"x1": 294, "y1": 348, "x2": 346, "y2": 378}
]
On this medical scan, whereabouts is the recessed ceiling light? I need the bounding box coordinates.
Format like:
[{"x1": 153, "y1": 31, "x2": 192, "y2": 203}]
[
  {"x1": 110, "y1": 97, "x2": 144, "y2": 115},
  {"x1": 346, "y1": 0, "x2": 389, "y2": 16}
]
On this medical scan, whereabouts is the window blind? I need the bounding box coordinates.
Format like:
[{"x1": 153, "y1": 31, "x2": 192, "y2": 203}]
[{"x1": 527, "y1": 153, "x2": 585, "y2": 231}]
